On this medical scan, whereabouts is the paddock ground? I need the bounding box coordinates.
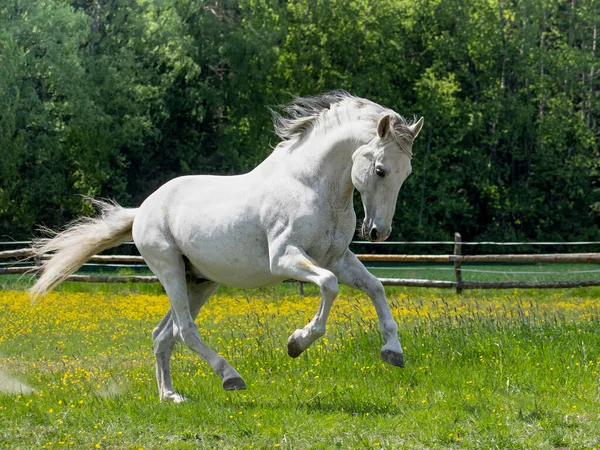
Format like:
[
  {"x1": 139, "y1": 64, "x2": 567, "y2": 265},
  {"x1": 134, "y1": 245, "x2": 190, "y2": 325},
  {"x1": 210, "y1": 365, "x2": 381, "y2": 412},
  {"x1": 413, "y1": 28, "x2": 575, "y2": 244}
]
[{"x1": 1, "y1": 280, "x2": 599, "y2": 449}]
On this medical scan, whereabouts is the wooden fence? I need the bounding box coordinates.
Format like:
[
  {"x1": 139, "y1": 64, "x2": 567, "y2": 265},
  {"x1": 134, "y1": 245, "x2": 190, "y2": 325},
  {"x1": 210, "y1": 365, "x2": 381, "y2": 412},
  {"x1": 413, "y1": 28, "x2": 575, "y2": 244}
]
[{"x1": 2, "y1": 234, "x2": 600, "y2": 292}]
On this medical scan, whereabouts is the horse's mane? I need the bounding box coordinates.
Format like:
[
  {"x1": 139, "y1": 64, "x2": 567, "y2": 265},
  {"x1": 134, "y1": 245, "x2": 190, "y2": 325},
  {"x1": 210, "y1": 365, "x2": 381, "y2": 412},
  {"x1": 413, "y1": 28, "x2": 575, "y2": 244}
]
[
  {"x1": 272, "y1": 90, "x2": 414, "y2": 156},
  {"x1": 272, "y1": 90, "x2": 358, "y2": 141}
]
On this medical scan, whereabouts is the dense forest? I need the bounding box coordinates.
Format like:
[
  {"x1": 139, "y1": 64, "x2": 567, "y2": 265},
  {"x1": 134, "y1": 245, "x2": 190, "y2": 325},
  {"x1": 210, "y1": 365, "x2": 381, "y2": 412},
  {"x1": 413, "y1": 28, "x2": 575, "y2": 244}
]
[{"x1": 0, "y1": 0, "x2": 598, "y2": 242}]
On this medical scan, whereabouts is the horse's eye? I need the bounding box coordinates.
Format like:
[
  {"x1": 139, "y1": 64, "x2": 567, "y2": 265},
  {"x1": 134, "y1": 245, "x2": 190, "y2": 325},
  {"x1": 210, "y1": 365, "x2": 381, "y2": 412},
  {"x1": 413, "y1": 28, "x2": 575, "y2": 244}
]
[{"x1": 375, "y1": 167, "x2": 386, "y2": 178}]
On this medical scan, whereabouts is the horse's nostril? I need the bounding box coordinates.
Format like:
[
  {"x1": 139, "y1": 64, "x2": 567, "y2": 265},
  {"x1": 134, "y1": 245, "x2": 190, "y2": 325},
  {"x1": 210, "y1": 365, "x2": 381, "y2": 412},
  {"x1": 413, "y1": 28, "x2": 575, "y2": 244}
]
[{"x1": 369, "y1": 228, "x2": 379, "y2": 241}]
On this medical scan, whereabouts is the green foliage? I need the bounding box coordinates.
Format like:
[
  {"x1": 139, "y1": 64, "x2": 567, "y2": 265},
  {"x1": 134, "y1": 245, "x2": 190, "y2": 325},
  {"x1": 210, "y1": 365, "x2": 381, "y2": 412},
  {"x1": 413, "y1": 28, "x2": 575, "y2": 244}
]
[{"x1": 0, "y1": 0, "x2": 598, "y2": 241}]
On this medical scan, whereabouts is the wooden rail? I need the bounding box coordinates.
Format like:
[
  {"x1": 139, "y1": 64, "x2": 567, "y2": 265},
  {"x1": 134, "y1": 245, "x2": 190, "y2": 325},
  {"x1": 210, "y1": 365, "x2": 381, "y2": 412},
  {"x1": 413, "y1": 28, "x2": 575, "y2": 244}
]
[
  {"x1": 0, "y1": 266, "x2": 37, "y2": 275},
  {"x1": 379, "y1": 278, "x2": 600, "y2": 289},
  {"x1": 0, "y1": 249, "x2": 145, "y2": 263},
  {"x1": 355, "y1": 253, "x2": 600, "y2": 264},
  {"x1": 4, "y1": 250, "x2": 600, "y2": 264},
  {"x1": 4, "y1": 267, "x2": 600, "y2": 290},
  {"x1": 0, "y1": 249, "x2": 33, "y2": 259},
  {"x1": 2, "y1": 235, "x2": 600, "y2": 292}
]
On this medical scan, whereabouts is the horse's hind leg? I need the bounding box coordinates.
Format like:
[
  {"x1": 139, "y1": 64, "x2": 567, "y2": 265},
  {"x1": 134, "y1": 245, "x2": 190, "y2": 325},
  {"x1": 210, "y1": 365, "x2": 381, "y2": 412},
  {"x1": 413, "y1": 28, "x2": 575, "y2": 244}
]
[
  {"x1": 152, "y1": 311, "x2": 180, "y2": 401},
  {"x1": 152, "y1": 280, "x2": 221, "y2": 402},
  {"x1": 144, "y1": 250, "x2": 245, "y2": 400}
]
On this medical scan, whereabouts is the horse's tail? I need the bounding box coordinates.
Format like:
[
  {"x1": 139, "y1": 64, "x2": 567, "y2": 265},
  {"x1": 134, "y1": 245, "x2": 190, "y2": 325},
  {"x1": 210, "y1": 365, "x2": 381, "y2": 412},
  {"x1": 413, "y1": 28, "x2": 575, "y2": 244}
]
[{"x1": 29, "y1": 199, "x2": 138, "y2": 299}]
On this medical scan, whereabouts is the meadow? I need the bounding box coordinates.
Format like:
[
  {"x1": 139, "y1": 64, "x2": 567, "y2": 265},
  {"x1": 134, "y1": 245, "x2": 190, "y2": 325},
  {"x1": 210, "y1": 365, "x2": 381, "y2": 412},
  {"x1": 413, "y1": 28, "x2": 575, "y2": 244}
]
[{"x1": 1, "y1": 278, "x2": 600, "y2": 449}]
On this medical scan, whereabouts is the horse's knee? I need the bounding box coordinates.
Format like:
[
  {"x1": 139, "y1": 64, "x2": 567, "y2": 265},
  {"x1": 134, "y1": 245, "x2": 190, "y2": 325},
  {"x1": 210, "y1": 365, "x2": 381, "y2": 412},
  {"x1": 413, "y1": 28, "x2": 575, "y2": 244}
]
[
  {"x1": 368, "y1": 281, "x2": 385, "y2": 299},
  {"x1": 320, "y1": 273, "x2": 339, "y2": 299}
]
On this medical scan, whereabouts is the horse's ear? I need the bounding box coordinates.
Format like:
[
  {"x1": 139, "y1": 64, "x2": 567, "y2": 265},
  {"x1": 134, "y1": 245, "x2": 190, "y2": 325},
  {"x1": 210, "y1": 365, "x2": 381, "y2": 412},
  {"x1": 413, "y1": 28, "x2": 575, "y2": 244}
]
[
  {"x1": 409, "y1": 117, "x2": 424, "y2": 139},
  {"x1": 377, "y1": 115, "x2": 392, "y2": 139}
]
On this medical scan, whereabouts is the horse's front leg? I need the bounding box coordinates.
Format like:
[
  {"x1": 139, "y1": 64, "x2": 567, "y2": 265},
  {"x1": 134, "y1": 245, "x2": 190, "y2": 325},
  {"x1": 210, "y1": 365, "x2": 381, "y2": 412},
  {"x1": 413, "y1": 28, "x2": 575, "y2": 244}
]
[
  {"x1": 270, "y1": 244, "x2": 339, "y2": 357},
  {"x1": 331, "y1": 250, "x2": 404, "y2": 367}
]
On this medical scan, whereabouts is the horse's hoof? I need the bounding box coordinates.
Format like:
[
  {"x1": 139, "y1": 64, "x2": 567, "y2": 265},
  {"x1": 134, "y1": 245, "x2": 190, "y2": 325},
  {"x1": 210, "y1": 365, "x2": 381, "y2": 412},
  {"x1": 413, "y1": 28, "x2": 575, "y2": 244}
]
[
  {"x1": 223, "y1": 376, "x2": 247, "y2": 391},
  {"x1": 287, "y1": 335, "x2": 304, "y2": 358},
  {"x1": 381, "y1": 349, "x2": 405, "y2": 367},
  {"x1": 162, "y1": 392, "x2": 189, "y2": 403}
]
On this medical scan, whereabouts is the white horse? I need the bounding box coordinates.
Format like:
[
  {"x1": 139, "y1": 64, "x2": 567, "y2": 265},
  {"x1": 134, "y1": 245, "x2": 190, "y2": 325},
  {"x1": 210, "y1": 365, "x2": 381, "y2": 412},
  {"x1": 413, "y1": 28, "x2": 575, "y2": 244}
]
[{"x1": 31, "y1": 91, "x2": 424, "y2": 402}]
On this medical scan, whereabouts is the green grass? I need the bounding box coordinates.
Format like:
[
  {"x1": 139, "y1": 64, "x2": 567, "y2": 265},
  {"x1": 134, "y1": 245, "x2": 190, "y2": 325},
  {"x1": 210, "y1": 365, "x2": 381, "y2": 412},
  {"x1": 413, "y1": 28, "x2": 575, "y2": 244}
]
[{"x1": 1, "y1": 279, "x2": 600, "y2": 449}]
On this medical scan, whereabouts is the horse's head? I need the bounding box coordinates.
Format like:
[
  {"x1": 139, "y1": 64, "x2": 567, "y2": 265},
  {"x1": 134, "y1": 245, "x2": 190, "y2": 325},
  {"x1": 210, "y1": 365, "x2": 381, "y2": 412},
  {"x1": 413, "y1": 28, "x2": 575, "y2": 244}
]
[{"x1": 351, "y1": 114, "x2": 424, "y2": 242}]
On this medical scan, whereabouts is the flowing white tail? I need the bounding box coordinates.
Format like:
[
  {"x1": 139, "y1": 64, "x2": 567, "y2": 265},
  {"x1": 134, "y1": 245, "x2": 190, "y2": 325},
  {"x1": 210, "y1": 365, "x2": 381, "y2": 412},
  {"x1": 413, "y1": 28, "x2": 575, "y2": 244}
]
[{"x1": 30, "y1": 199, "x2": 138, "y2": 298}]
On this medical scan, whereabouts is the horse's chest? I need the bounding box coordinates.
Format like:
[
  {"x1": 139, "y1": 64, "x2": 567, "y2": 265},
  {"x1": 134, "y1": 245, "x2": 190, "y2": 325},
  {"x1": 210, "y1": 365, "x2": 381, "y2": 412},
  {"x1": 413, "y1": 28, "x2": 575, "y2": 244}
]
[
  {"x1": 262, "y1": 182, "x2": 356, "y2": 267},
  {"x1": 305, "y1": 209, "x2": 355, "y2": 265},
  {"x1": 309, "y1": 229, "x2": 349, "y2": 263}
]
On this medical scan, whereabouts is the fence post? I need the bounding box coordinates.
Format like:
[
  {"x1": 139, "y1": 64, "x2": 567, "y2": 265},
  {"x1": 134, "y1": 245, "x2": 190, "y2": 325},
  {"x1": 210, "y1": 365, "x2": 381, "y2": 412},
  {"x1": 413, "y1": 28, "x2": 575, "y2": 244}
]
[
  {"x1": 297, "y1": 281, "x2": 304, "y2": 296},
  {"x1": 454, "y1": 232, "x2": 463, "y2": 294}
]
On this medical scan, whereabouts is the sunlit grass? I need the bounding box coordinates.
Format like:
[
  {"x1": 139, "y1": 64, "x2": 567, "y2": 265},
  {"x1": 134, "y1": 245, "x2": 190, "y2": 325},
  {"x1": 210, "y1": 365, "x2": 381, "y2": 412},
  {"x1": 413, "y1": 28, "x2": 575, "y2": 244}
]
[{"x1": 1, "y1": 283, "x2": 600, "y2": 449}]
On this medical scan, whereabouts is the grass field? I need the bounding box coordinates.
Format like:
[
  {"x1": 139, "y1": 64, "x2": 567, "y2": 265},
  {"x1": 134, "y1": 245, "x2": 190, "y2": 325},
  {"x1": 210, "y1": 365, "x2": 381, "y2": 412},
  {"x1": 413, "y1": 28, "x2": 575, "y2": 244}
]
[{"x1": 1, "y1": 278, "x2": 600, "y2": 449}]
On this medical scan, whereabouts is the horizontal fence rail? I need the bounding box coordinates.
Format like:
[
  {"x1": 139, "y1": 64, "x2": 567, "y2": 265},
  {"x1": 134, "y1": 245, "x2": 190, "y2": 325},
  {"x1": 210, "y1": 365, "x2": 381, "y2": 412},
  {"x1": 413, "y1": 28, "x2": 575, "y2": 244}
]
[
  {"x1": 378, "y1": 278, "x2": 600, "y2": 289},
  {"x1": 355, "y1": 253, "x2": 600, "y2": 264},
  {"x1": 351, "y1": 240, "x2": 600, "y2": 246},
  {"x1": 2, "y1": 235, "x2": 600, "y2": 292},
  {"x1": 4, "y1": 251, "x2": 600, "y2": 265}
]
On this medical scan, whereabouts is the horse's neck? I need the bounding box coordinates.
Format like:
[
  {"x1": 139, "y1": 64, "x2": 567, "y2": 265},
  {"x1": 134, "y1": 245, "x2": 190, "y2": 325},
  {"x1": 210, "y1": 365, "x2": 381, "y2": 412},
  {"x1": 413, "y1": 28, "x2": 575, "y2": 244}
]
[{"x1": 264, "y1": 119, "x2": 374, "y2": 207}]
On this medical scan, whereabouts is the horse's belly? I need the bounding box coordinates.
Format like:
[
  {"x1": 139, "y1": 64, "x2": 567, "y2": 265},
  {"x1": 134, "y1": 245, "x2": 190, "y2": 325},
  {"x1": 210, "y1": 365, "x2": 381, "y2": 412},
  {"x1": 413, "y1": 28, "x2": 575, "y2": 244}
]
[
  {"x1": 191, "y1": 257, "x2": 283, "y2": 288},
  {"x1": 179, "y1": 233, "x2": 283, "y2": 288}
]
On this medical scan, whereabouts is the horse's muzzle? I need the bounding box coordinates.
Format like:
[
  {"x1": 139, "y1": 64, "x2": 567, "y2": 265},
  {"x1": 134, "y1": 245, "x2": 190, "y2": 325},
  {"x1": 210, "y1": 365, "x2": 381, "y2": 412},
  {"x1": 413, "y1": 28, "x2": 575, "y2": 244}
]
[
  {"x1": 363, "y1": 219, "x2": 390, "y2": 242},
  {"x1": 369, "y1": 227, "x2": 380, "y2": 241}
]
